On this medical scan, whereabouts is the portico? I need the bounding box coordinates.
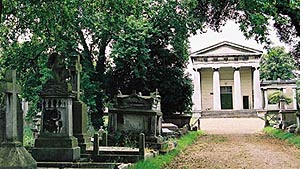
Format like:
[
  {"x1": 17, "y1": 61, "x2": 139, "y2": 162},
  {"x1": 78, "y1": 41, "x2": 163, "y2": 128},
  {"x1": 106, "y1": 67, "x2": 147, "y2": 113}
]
[{"x1": 191, "y1": 41, "x2": 263, "y2": 112}]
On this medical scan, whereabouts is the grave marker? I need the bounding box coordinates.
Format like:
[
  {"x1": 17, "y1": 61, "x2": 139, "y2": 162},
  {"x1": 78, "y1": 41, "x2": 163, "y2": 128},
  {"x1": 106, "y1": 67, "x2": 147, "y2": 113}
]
[
  {"x1": 32, "y1": 55, "x2": 80, "y2": 162},
  {"x1": 0, "y1": 70, "x2": 36, "y2": 169}
]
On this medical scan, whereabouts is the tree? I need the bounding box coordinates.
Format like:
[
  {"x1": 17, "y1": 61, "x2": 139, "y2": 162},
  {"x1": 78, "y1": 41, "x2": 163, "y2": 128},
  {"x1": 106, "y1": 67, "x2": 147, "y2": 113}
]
[
  {"x1": 106, "y1": 0, "x2": 194, "y2": 114},
  {"x1": 190, "y1": 0, "x2": 300, "y2": 66},
  {"x1": 260, "y1": 46, "x2": 296, "y2": 80},
  {"x1": 0, "y1": 0, "x2": 144, "y2": 129}
]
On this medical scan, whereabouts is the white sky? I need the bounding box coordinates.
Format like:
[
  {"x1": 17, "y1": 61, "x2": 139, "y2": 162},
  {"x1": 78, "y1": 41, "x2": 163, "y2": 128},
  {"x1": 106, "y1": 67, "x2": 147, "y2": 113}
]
[{"x1": 188, "y1": 20, "x2": 289, "y2": 53}]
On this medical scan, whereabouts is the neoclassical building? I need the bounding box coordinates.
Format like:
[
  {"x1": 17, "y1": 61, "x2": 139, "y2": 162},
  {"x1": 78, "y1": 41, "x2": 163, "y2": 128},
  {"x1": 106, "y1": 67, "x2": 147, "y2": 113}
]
[{"x1": 190, "y1": 41, "x2": 263, "y2": 112}]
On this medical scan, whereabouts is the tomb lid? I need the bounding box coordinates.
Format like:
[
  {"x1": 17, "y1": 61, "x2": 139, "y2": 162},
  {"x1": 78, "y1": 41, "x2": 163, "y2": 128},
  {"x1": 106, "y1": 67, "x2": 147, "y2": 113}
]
[{"x1": 113, "y1": 90, "x2": 161, "y2": 111}]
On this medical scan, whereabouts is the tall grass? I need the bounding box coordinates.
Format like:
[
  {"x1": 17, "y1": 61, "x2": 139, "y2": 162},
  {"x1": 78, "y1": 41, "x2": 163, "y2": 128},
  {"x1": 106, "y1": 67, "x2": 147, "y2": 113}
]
[
  {"x1": 263, "y1": 127, "x2": 300, "y2": 148},
  {"x1": 131, "y1": 131, "x2": 203, "y2": 169}
]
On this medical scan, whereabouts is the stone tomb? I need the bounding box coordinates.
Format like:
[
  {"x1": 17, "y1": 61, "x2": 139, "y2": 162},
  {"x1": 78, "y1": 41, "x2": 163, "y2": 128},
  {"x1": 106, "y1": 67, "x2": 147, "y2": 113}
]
[
  {"x1": 32, "y1": 54, "x2": 80, "y2": 162},
  {"x1": 0, "y1": 70, "x2": 36, "y2": 169},
  {"x1": 31, "y1": 81, "x2": 81, "y2": 161},
  {"x1": 108, "y1": 90, "x2": 162, "y2": 144}
]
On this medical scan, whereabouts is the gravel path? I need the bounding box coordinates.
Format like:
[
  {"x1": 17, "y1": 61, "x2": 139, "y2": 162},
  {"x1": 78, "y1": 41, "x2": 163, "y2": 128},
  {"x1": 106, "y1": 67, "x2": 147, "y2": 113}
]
[{"x1": 165, "y1": 118, "x2": 300, "y2": 169}]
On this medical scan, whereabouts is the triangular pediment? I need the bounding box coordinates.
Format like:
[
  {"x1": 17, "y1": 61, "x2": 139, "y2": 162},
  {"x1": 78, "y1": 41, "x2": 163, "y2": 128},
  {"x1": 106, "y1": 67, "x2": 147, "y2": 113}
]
[{"x1": 191, "y1": 41, "x2": 262, "y2": 57}]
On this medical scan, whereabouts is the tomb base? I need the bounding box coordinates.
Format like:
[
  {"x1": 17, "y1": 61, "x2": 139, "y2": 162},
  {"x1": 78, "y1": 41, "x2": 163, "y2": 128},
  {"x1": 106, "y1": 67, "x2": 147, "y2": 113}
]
[
  {"x1": 0, "y1": 142, "x2": 37, "y2": 169},
  {"x1": 72, "y1": 101, "x2": 91, "y2": 153},
  {"x1": 74, "y1": 133, "x2": 91, "y2": 153},
  {"x1": 32, "y1": 135, "x2": 80, "y2": 162}
]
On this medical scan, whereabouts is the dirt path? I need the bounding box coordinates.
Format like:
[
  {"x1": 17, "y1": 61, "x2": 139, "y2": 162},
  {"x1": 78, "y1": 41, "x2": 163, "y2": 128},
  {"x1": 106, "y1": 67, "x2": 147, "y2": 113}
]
[{"x1": 165, "y1": 118, "x2": 300, "y2": 169}]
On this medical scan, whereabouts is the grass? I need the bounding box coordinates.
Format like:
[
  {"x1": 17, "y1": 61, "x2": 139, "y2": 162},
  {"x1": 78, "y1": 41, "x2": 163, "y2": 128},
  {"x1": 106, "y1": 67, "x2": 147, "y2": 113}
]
[
  {"x1": 131, "y1": 131, "x2": 204, "y2": 169},
  {"x1": 263, "y1": 127, "x2": 300, "y2": 148}
]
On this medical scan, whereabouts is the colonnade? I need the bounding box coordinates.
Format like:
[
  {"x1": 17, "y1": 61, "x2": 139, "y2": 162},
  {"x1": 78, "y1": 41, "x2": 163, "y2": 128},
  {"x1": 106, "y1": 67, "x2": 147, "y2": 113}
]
[{"x1": 192, "y1": 66, "x2": 263, "y2": 111}]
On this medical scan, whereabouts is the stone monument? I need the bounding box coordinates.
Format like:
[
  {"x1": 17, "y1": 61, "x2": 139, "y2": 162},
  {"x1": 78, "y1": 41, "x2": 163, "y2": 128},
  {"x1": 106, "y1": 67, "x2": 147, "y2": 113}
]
[
  {"x1": 108, "y1": 90, "x2": 162, "y2": 146},
  {"x1": 71, "y1": 55, "x2": 91, "y2": 153},
  {"x1": 0, "y1": 70, "x2": 37, "y2": 169},
  {"x1": 32, "y1": 54, "x2": 80, "y2": 161}
]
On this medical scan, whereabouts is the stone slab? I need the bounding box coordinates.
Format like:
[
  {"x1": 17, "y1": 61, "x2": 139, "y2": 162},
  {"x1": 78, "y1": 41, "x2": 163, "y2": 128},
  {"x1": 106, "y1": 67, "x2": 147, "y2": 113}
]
[{"x1": 31, "y1": 147, "x2": 80, "y2": 162}]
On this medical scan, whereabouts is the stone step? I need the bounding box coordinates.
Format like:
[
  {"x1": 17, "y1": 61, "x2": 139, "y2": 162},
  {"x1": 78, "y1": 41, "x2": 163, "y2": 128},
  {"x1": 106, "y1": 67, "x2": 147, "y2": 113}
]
[
  {"x1": 92, "y1": 154, "x2": 142, "y2": 163},
  {"x1": 86, "y1": 146, "x2": 140, "y2": 155},
  {"x1": 201, "y1": 110, "x2": 258, "y2": 118},
  {"x1": 37, "y1": 162, "x2": 120, "y2": 169}
]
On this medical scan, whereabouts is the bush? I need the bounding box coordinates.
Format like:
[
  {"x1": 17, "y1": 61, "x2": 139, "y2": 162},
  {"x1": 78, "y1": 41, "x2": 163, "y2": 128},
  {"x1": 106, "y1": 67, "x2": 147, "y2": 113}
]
[
  {"x1": 268, "y1": 91, "x2": 292, "y2": 104},
  {"x1": 263, "y1": 127, "x2": 299, "y2": 148}
]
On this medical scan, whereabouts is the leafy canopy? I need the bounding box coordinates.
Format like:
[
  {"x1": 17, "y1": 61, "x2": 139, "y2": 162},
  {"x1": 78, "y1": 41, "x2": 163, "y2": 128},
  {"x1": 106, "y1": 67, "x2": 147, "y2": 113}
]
[{"x1": 260, "y1": 46, "x2": 297, "y2": 80}]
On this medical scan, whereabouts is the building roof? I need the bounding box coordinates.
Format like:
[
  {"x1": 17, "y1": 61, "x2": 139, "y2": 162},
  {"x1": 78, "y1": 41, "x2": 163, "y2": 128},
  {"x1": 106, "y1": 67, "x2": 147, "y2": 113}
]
[{"x1": 191, "y1": 41, "x2": 263, "y2": 58}]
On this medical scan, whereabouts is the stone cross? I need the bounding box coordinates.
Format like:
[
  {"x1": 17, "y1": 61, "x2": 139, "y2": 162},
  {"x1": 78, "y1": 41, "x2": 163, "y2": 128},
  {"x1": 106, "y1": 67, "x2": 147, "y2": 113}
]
[
  {"x1": 0, "y1": 70, "x2": 21, "y2": 142},
  {"x1": 75, "y1": 55, "x2": 82, "y2": 100}
]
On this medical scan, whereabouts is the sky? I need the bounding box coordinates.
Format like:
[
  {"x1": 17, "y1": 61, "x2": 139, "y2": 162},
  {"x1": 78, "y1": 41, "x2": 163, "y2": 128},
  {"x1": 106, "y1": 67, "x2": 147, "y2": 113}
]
[{"x1": 188, "y1": 20, "x2": 289, "y2": 54}]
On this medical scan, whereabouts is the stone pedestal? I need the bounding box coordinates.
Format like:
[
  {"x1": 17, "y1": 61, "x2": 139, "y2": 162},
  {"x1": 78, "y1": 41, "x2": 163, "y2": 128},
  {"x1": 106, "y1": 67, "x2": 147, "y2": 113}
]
[
  {"x1": 0, "y1": 142, "x2": 37, "y2": 169},
  {"x1": 32, "y1": 134, "x2": 80, "y2": 162},
  {"x1": 32, "y1": 82, "x2": 80, "y2": 162},
  {"x1": 72, "y1": 100, "x2": 91, "y2": 153}
]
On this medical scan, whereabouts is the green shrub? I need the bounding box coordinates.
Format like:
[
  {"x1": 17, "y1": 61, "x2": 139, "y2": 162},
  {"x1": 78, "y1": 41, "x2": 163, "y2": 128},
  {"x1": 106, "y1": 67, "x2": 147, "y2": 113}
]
[
  {"x1": 23, "y1": 125, "x2": 35, "y2": 148},
  {"x1": 263, "y1": 127, "x2": 299, "y2": 148},
  {"x1": 268, "y1": 91, "x2": 292, "y2": 104}
]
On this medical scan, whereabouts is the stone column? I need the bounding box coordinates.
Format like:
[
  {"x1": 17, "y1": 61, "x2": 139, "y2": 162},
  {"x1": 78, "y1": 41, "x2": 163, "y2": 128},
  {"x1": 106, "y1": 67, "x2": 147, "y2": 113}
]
[
  {"x1": 192, "y1": 69, "x2": 202, "y2": 112},
  {"x1": 213, "y1": 68, "x2": 221, "y2": 110},
  {"x1": 292, "y1": 88, "x2": 297, "y2": 110},
  {"x1": 253, "y1": 66, "x2": 262, "y2": 109},
  {"x1": 264, "y1": 89, "x2": 268, "y2": 109},
  {"x1": 233, "y1": 67, "x2": 242, "y2": 110},
  {"x1": 0, "y1": 70, "x2": 37, "y2": 169}
]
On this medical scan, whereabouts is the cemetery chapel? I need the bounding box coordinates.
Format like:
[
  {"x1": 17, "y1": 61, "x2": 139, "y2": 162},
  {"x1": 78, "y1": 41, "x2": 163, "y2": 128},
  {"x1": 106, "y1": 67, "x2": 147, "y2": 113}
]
[{"x1": 191, "y1": 41, "x2": 263, "y2": 111}]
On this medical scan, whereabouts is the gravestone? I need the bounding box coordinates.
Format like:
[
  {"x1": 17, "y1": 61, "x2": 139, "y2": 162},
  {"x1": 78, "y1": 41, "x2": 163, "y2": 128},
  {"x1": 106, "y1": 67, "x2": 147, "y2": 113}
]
[
  {"x1": 70, "y1": 55, "x2": 91, "y2": 153},
  {"x1": 108, "y1": 90, "x2": 162, "y2": 146},
  {"x1": 32, "y1": 54, "x2": 80, "y2": 162},
  {"x1": 0, "y1": 70, "x2": 37, "y2": 169}
]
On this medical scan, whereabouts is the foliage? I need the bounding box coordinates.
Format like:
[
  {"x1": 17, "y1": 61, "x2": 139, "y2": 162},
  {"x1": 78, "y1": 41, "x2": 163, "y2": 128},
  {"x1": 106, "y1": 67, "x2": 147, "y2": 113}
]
[
  {"x1": 263, "y1": 127, "x2": 300, "y2": 148},
  {"x1": 0, "y1": 0, "x2": 144, "y2": 128},
  {"x1": 111, "y1": 131, "x2": 139, "y2": 148},
  {"x1": 131, "y1": 131, "x2": 203, "y2": 169},
  {"x1": 23, "y1": 125, "x2": 34, "y2": 148},
  {"x1": 260, "y1": 47, "x2": 297, "y2": 80},
  {"x1": 267, "y1": 91, "x2": 292, "y2": 105},
  {"x1": 107, "y1": 0, "x2": 194, "y2": 114}
]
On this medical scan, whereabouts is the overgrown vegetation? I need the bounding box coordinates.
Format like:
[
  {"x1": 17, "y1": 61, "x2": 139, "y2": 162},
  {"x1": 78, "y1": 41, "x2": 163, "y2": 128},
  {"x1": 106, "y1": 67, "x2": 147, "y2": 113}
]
[
  {"x1": 268, "y1": 91, "x2": 292, "y2": 105},
  {"x1": 263, "y1": 127, "x2": 300, "y2": 148},
  {"x1": 23, "y1": 125, "x2": 35, "y2": 148},
  {"x1": 260, "y1": 46, "x2": 297, "y2": 81},
  {"x1": 131, "y1": 131, "x2": 203, "y2": 169}
]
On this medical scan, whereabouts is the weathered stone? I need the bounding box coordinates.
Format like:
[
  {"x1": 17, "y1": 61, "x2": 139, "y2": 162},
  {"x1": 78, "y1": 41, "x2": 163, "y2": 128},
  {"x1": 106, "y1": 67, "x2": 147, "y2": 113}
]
[
  {"x1": 32, "y1": 58, "x2": 80, "y2": 162},
  {"x1": 0, "y1": 70, "x2": 37, "y2": 168},
  {"x1": 72, "y1": 100, "x2": 91, "y2": 153},
  {"x1": 139, "y1": 133, "x2": 145, "y2": 158},
  {"x1": 0, "y1": 143, "x2": 36, "y2": 169},
  {"x1": 71, "y1": 55, "x2": 91, "y2": 153},
  {"x1": 108, "y1": 90, "x2": 162, "y2": 145},
  {"x1": 93, "y1": 134, "x2": 99, "y2": 155}
]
